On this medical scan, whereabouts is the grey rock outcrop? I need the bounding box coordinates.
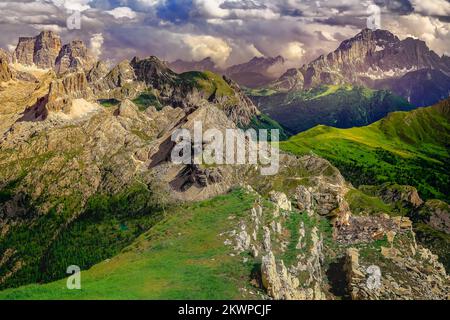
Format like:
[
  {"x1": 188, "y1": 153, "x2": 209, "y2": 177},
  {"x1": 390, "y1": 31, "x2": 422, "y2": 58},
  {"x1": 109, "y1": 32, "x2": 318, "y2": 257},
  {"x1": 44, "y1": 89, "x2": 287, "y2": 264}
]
[{"x1": 269, "y1": 191, "x2": 291, "y2": 211}]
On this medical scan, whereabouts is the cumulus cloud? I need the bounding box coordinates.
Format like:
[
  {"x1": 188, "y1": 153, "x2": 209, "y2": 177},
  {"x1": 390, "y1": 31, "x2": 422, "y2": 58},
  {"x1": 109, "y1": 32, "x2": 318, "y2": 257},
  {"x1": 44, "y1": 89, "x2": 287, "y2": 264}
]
[
  {"x1": 182, "y1": 34, "x2": 232, "y2": 67},
  {"x1": 281, "y1": 42, "x2": 306, "y2": 63},
  {"x1": 49, "y1": 0, "x2": 93, "y2": 12},
  {"x1": 90, "y1": 33, "x2": 104, "y2": 59},
  {"x1": 220, "y1": 0, "x2": 267, "y2": 10},
  {"x1": 0, "y1": 0, "x2": 449, "y2": 69},
  {"x1": 410, "y1": 0, "x2": 450, "y2": 16},
  {"x1": 106, "y1": 7, "x2": 138, "y2": 19}
]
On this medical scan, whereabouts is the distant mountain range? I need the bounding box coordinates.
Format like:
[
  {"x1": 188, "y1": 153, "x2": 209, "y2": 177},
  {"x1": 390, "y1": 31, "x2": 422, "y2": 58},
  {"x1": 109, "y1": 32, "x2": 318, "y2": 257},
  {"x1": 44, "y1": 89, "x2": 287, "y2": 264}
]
[
  {"x1": 169, "y1": 55, "x2": 287, "y2": 88},
  {"x1": 172, "y1": 29, "x2": 450, "y2": 111}
]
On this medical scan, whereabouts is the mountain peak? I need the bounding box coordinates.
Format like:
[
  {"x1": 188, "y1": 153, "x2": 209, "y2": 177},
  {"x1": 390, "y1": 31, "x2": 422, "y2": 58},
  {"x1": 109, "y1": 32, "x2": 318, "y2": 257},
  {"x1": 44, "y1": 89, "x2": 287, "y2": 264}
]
[
  {"x1": 55, "y1": 39, "x2": 94, "y2": 74},
  {"x1": 339, "y1": 28, "x2": 399, "y2": 50},
  {"x1": 15, "y1": 30, "x2": 62, "y2": 68}
]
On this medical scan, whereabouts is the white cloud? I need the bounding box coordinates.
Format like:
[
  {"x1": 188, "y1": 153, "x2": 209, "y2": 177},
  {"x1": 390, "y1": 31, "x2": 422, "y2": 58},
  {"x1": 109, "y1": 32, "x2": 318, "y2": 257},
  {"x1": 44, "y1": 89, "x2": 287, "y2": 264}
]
[
  {"x1": 50, "y1": 0, "x2": 93, "y2": 12},
  {"x1": 106, "y1": 7, "x2": 138, "y2": 19},
  {"x1": 384, "y1": 13, "x2": 450, "y2": 56},
  {"x1": 410, "y1": 0, "x2": 450, "y2": 16},
  {"x1": 182, "y1": 35, "x2": 232, "y2": 67},
  {"x1": 281, "y1": 41, "x2": 306, "y2": 63},
  {"x1": 90, "y1": 33, "x2": 104, "y2": 59}
]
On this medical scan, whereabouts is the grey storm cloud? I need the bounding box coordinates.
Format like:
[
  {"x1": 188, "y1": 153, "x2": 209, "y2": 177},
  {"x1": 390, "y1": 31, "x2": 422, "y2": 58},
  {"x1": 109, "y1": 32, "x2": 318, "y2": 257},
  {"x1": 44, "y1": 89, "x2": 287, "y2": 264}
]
[
  {"x1": 374, "y1": 0, "x2": 414, "y2": 15},
  {"x1": 0, "y1": 0, "x2": 449, "y2": 67},
  {"x1": 220, "y1": 0, "x2": 267, "y2": 10}
]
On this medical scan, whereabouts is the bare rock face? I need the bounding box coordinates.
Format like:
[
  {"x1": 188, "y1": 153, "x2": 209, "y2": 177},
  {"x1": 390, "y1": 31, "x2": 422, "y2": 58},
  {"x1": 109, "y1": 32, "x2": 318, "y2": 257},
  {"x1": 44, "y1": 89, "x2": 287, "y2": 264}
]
[
  {"x1": 55, "y1": 40, "x2": 94, "y2": 74},
  {"x1": 300, "y1": 29, "x2": 450, "y2": 89},
  {"x1": 261, "y1": 251, "x2": 306, "y2": 300},
  {"x1": 131, "y1": 56, "x2": 178, "y2": 91},
  {"x1": 46, "y1": 71, "x2": 93, "y2": 112},
  {"x1": 269, "y1": 68, "x2": 304, "y2": 92},
  {"x1": 269, "y1": 191, "x2": 292, "y2": 211},
  {"x1": 0, "y1": 50, "x2": 12, "y2": 82},
  {"x1": 294, "y1": 155, "x2": 350, "y2": 220},
  {"x1": 86, "y1": 60, "x2": 110, "y2": 83},
  {"x1": 14, "y1": 37, "x2": 35, "y2": 66},
  {"x1": 14, "y1": 31, "x2": 62, "y2": 69},
  {"x1": 22, "y1": 71, "x2": 93, "y2": 119},
  {"x1": 361, "y1": 184, "x2": 424, "y2": 209},
  {"x1": 273, "y1": 29, "x2": 450, "y2": 106},
  {"x1": 418, "y1": 200, "x2": 450, "y2": 235},
  {"x1": 91, "y1": 60, "x2": 140, "y2": 99}
]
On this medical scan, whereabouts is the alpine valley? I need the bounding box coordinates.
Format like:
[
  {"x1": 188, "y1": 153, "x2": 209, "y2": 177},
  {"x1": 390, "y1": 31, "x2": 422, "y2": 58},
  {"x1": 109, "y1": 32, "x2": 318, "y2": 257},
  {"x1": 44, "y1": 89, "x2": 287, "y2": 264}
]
[{"x1": 0, "y1": 26, "x2": 448, "y2": 301}]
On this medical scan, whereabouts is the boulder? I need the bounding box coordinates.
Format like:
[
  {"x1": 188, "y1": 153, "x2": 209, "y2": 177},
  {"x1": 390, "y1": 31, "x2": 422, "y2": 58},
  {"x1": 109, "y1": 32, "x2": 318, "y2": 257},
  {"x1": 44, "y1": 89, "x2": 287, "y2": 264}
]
[{"x1": 269, "y1": 191, "x2": 291, "y2": 211}]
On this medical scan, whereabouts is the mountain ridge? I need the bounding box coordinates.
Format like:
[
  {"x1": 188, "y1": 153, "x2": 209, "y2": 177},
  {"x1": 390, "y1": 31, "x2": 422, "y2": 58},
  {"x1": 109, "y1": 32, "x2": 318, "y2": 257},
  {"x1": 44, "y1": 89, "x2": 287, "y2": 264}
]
[{"x1": 270, "y1": 28, "x2": 450, "y2": 106}]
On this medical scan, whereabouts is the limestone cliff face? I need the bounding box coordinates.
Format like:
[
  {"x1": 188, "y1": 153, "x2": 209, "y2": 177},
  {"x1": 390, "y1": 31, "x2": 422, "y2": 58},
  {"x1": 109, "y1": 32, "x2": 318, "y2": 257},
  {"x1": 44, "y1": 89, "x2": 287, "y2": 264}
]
[
  {"x1": 55, "y1": 40, "x2": 94, "y2": 74},
  {"x1": 298, "y1": 29, "x2": 450, "y2": 89},
  {"x1": 13, "y1": 31, "x2": 93, "y2": 74},
  {"x1": 46, "y1": 71, "x2": 93, "y2": 112},
  {"x1": 21, "y1": 70, "x2": 93, "y2": 120},
  {"x1": 89, "y1": 60, "x2": 141, "y2": 100},
  {"x1": 14, "y1": 31, "x2": 62, "y2": 69},
  {"x1": 0, "y1": 50, "x2": 12, "y2": 82},
  {"x1": 14, "y1": 37, "x2": 35, "y2": 66},
  {"x1": 269, "y1": 68, "x2": 304, "y2": 92}
]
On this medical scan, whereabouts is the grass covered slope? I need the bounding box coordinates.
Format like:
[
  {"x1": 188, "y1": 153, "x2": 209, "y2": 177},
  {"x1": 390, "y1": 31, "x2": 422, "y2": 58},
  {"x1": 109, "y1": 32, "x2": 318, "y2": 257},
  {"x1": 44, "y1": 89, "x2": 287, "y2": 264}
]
[
  {"x1": 0, "y1": 189, "x2": 259, "y2": 300},
  {"x1": 241, "y1": 113, "x2": 291, "y2": 141},
  {"x1": 250, "y1": 84, "x2": 413, "y2": 133},
  {"x1": 281, "y1": 99, "x2": 450, "y2": 201}
]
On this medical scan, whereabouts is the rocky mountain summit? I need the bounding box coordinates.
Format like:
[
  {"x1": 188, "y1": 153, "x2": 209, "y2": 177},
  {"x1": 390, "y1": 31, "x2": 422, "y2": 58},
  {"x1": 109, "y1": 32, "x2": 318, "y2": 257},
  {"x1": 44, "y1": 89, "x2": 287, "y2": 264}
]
[
  {"x1": 14, "y1": 31, "x2": 62, "y2": 69},
  {"x1": 225, "y1": 56, "x2": 286, "y2": 88},
  {"x1": 273, "y1": 29, "x2": 450, "y2": 106},
  {"x1": 13, "y1": 31, "x2": 94, "y2": 74},
  {"x1": 55, "y1": 40, "x2": 95, "y2": 74}
]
